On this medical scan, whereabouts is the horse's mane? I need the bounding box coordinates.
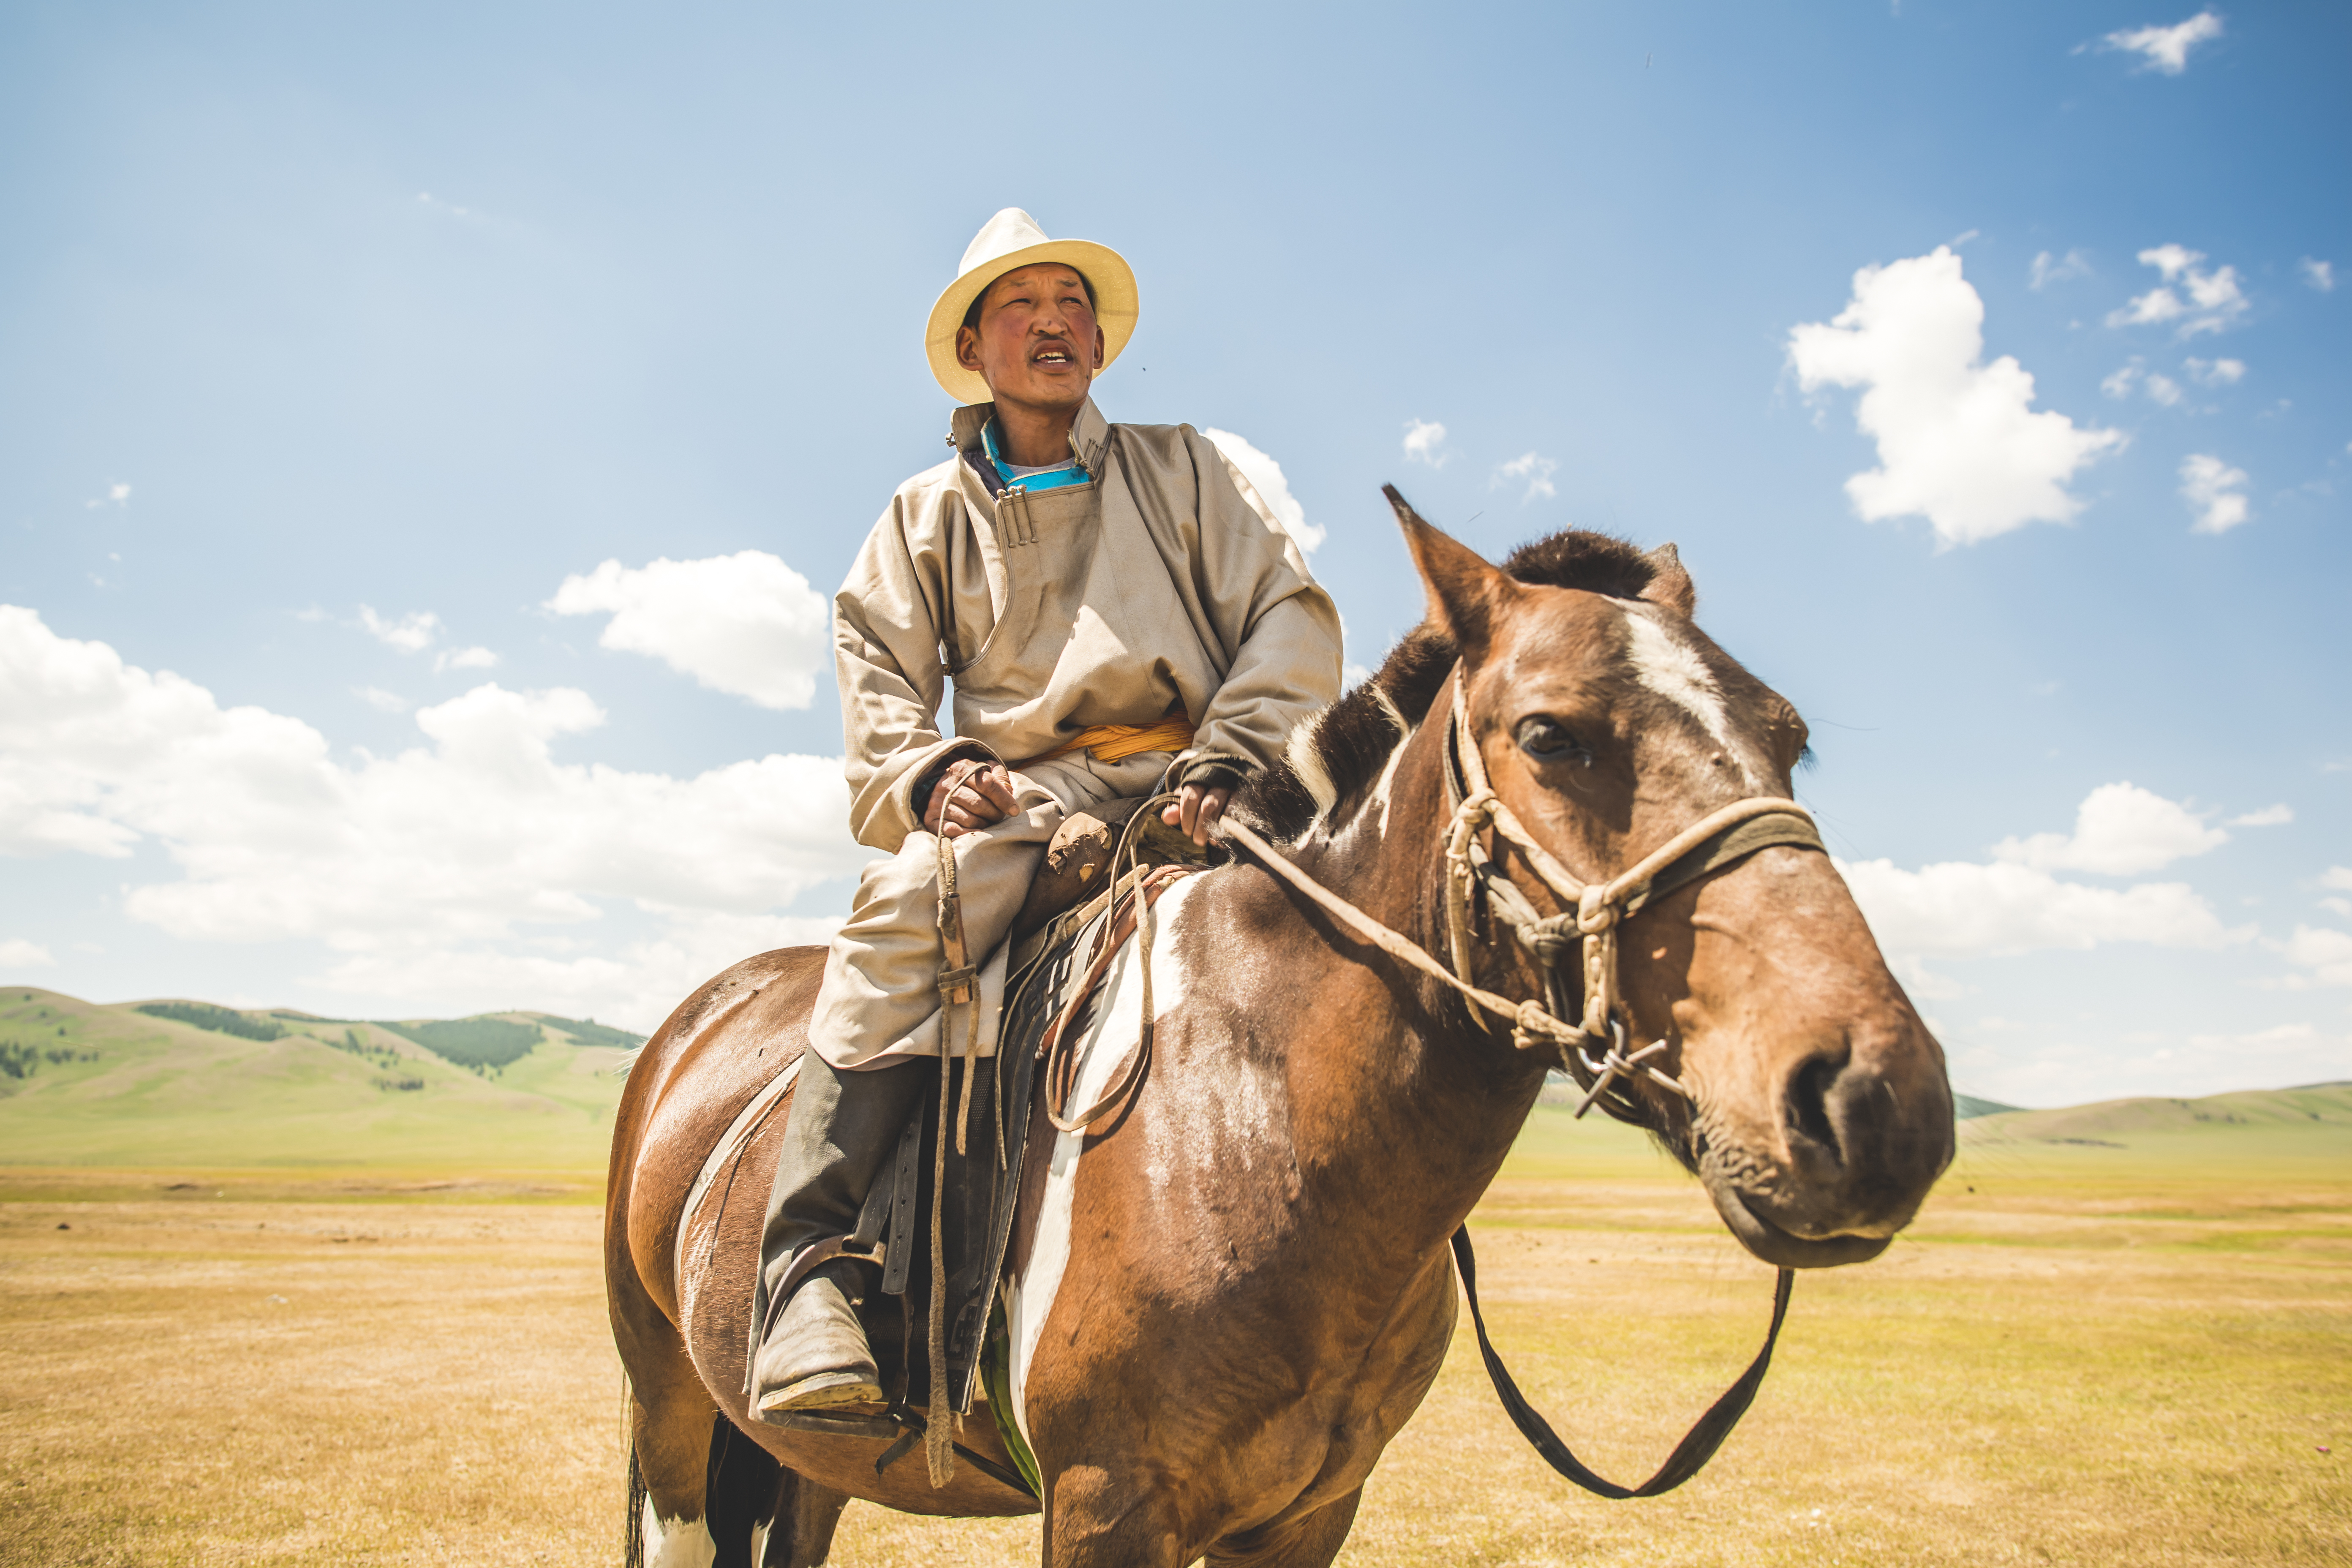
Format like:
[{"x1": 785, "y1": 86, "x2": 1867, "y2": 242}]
[{"x1": 1234, "y1": 529, "x2": 1668, "y2": 842}]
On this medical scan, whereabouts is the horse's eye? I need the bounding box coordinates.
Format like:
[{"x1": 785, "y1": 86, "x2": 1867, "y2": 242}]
[{"x1": 1516, "y1": 716, "x2": 1589, "y2": 764}]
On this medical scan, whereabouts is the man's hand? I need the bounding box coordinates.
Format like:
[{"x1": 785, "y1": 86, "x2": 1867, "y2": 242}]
[
  {"x1": 924, "y1": 759, "x2": 1019, "y2": 839},
  {"x1": 1161, "y1": 784, "x2": 1232, "y2": 848}
]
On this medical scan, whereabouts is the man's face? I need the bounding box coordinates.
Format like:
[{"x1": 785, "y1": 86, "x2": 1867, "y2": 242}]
[{"x1": 955, "y1": 263, "x2": 1104, "y2": 412}]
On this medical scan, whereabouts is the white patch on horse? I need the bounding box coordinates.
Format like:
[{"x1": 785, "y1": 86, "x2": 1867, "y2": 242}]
[
  {"x1": 1366, "y1": 740, "x2": 1409, "y2": 841},
  {"x1": 1145, "y1": 1040, "x2": 1274, "y2": 1195},
  {"x1": 641, "y1": 1499, "x2": 716, "y2": 1568},
  {"x1": 1285, "y1": 716, "x2": 1339, "y2": 818},
  {"x1": 1624, "y1": 610, "x2": 1734, "y2": 749},
  {"x1": 1357, "y1": 684, "x2": 1413, "y2": 838},
  {"x1": 1006, "y1": 874, "x2": 1201, "y2": 1455}
]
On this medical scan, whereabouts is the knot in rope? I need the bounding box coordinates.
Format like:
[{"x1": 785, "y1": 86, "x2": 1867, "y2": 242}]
[
  {"x1": 1515, "y1": 913, "x2": 1578, "y2": 969},
  {"x1": 1576, "y1": 883, "x2": 1617, "y2": 936}
]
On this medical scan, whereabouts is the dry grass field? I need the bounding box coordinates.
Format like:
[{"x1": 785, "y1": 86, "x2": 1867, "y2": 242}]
[{"x1": 3, "y1": 1116, "x2": 2347, "y2": 1567}]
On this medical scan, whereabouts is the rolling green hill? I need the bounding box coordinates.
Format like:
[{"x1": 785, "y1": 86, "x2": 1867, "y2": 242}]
[
  {"x1": 8, "y1": 985, "x2": 2347, "y2": 1180},
  {"x1": 1958, "y1": 1080, "x2": 2352, "y2": 1170},
  {"x1": 0, "y1": 988, "x2": 638, "y2": 1171}
]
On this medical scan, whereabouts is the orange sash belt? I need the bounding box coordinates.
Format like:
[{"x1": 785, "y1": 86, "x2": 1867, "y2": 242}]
[{"x1": 1016, "y1": 701, "x2": 1194, "y2": 770}]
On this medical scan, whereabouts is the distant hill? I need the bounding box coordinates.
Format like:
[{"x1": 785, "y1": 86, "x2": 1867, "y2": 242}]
[
  {"x1": 1955, "y1": 1092, "x2": 2023, "y2": 1120},
  {"x1": 1960, "y1": 1081, "x2": 2352, "y2": 1166},
  {"x1": 0, "y1": 988, "x2": 641, "y2": 1171},
  {"x1": 8, "y1": 985, "x2": 2346, "y2": 1176}
]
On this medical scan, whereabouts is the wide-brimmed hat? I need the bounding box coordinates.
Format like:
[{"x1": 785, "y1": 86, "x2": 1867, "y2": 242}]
[{"x1": 924, "y1": 208, "x2": 1138, "y2": 405}]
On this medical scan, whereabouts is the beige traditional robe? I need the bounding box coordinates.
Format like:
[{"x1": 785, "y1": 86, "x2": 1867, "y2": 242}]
[{"x1": 809, "y1": 397, "x2": 1343, "y2": 1067}]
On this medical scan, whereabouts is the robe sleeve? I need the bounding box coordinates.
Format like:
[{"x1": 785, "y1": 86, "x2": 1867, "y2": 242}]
[
  {"x1": 1180, "y1": 428, "x2": 1346, "y2": 776},
  {"x1": 834, "y1": 495, "x2": 995, "y2": 853}
]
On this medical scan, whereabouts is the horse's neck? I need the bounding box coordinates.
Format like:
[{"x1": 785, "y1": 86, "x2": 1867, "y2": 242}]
[{"x1": 1235, "y1": 711, "x2": 1546, "y2": 1262}]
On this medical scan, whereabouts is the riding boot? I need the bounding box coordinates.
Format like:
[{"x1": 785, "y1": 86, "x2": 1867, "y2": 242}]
[{"x1": 748, "y1": 1051, "x2": 926, "y2": 1420}]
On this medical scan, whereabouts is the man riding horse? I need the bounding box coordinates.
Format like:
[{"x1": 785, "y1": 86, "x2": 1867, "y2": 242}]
[{"x1": 748, "y1": 209, "x2": 1344, "y2": 1421}]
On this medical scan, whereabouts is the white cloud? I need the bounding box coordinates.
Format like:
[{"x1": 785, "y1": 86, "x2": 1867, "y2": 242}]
[
  {"x1": 315, "y1": 908, "x2": 845, "y2": 1033},
  {"x1": 1203, "y1": 429, "x2": 1325, "y2": 552},
  {"x1": 2323, "y1": 868, "x2": 2352, "y2": 893},
  {"x1": 2184, "y1": 357, "x2": 2245, "y2": 386},
  {"x1": 547, "y1": 551, "x2": 829, "y2": 711},
  {"x1": 1840, "y1": 780, "x2": 2261, "y2": 985},
  {"x1": 2301, "y1": 258, "x2": 2336, "y2": 293},
  {"x1": 2227, "y1": 804, "x2": 2291, "y2": 828},
  {"x1": 84, "y1": 482, "x2": 131, "y2": 510},
  {"x1": 1993, "y1": 781, "x2": 2227, "y2": 876},
  {"x1": 1494, "y1": 451, "x2": 1559, "y2": 503},
  {"x1": 416, "y1": 191, "x2": 481, "y2": 222},
  {"x1": 2029, "y1": 249, "x2": 2091, "y2": 289},
  {"x1": 1402, "y1": 419, "x2": 1451, "y2": 468},
  {"x1": 2281, "y1": 927, "x2": 2352, "y2": 989},
  {"x1": 2104, "y1": 357, "x2": 2208, "y2": 405},
  {"x1": 0, "y1": 605, "x2": 866, "y2": 1026},
  {"x1": 1789, "y1": 246, "x2": 2126, "y2": 548},
  {"x1": 0, "y1": 938, "x2": 57, "y2": 970},
  {"x1": 356, "y1": 686, "x2": 411, "y2": 714},
  {"x1": 2180, "y1": 452, "x2": 2251, "y2": 534},
  {"x1": 1840, "y1": 857, "x2": 2246, "y2": 958},
  {"x1": 434, "y1": 645, "x2": 498, "y2": 672},
  {"x1": 2108, "y1": 245, "x2": 2249, "y2": 338},
  {"x1": 358, "y1": 606, "x2": 442, "y2": 654},
  {"x1": 2097, "y1": 11, "x2": 2223, "y2": 74}
]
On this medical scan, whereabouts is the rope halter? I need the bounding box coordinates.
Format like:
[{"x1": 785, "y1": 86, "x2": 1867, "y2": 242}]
[
  {"x1": 1438, "y1": 673, "x2": 1827, "y2": 1120},
  {"x1": 1220, "y1": 669, "x2": 1829, "y2": 1125}
]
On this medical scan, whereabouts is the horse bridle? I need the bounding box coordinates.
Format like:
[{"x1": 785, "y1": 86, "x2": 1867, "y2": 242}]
[
  {"x1": 1218, "y1": 665, "x2": 1830, "y2": 1500},
  {"x1": 1225, "y1": 671, "x2": 1828, "y2": 1122},
  {"x1": 1437, "y1": 670, "x2": 1828, "y2": 1120}
]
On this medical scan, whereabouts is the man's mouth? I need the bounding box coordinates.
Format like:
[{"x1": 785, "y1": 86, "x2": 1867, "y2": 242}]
[{"x1": 1032, "y1": 344, "x2": 1075, "y2": 367}]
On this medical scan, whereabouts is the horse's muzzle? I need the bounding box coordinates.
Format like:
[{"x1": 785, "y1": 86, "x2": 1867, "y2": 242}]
[
  {"x1": 1701, "y1": 1171, "x2": 1895, "y2": 1269},
  {"x1": 1693, "y1": 1021, "x2": 1955, "y2": 1270}
]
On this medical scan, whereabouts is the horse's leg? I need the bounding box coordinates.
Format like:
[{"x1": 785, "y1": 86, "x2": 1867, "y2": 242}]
[
  {"x1": 625, "y1": 1360, "x2": 719, "y2": 1565},
  {"x1": 1040, "y1": 1471, "x2": 1188, "y2": 1568},
  {"x1": 1204, "y1": 1489, "x2": 1364, "y2": 1568},
  {"x1": 707, "y1": 1411, "x2": 783, "y2": 1563},
  {"x1": 760, "y1": 1471, "x2": 851, "y2": 1567}
]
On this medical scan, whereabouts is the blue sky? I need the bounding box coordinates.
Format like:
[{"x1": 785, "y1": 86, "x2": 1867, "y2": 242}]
[{"x1": 3, "y1": 2, "x2": 2345, "y2": 1105}]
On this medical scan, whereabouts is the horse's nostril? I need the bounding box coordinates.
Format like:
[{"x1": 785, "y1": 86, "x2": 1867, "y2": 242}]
[{"x1": 1787, "y1": 1054, "x2": 1843, "y2": 1160}]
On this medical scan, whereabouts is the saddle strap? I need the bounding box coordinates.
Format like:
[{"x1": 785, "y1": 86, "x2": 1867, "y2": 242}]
[{"x1": 1449, "y1": 1227, "x2": 1794, "y2": 1497}]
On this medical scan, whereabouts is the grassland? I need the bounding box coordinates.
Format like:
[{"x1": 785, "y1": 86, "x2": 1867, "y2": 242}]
[
  {"x1": 0, "y1": 988, "x2": 628, "y2": 1173},
  {"x1": 3, "y1": 1083, "x2": 2347, "y2": 1566}
]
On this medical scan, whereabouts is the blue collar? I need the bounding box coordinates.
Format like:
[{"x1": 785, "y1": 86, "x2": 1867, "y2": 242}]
[{"x1": 981, "y1": 421, "x2": 1091, "y2": 492}]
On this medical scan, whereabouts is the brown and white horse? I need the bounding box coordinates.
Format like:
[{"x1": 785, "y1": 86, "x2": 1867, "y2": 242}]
[{"x1": 605, "y1": 499, "x2": 1954, "y2": 1566}]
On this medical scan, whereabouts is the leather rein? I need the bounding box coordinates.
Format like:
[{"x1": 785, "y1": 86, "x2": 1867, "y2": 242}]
[{"x1": 1219, "y1": 670, "x2": 1828, "y2": 1498}]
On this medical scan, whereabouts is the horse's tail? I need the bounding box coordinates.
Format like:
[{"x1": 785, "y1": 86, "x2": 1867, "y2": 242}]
[{"x1": 621, "y1": 1373, "x2": 647, "y2": 1568}]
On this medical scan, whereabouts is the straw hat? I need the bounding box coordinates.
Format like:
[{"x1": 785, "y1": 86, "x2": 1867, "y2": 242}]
[{"x1": 924, "y1": 208, "x2": 1138, "y2": 405}]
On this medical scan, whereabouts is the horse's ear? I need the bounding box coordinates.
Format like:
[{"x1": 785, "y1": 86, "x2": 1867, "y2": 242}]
[
  {"x1": 1385, "y1": 485, "x2": 1514, "y2": 661},
  {"x1": 1641, "y1": 542, "x2": 1697, "y2": 619}
]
